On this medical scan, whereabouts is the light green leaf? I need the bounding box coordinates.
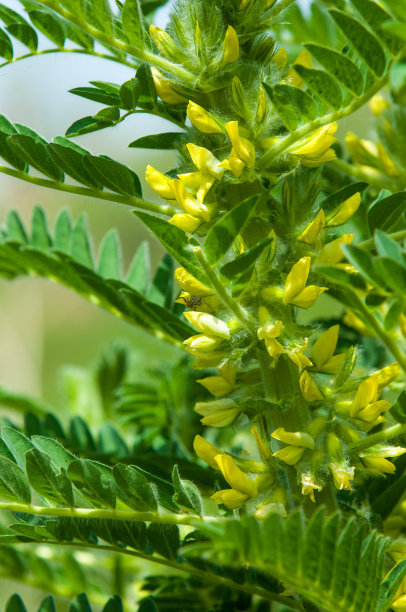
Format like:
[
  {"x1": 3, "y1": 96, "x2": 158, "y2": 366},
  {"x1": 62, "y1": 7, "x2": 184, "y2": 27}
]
[
  {"x1": 69, "y1": 86, "x2": 121, "y2": 106},
  {"x1": 112, "y1": 463, "x2": 158, "y2": 511},
  {"x1": 274, "y1": 84, "x2": 318, "y2": 120},
  {"x1": 0, "y1": 455, "x2": 31, "y2": 503},
  {"x1": 314, "y1": 263, "x2": 367, "y2": 289},
  {"x1": 378, "y1": 559, "x2": 406, "y2": 612},
  {"x1": 146, "y1": 253, "x2": 174, "y2": 308},
  {"x1": 375, "y1": 230, "x2": 405, "y2": 265},
  {"x1": 342, "y1": 244, "x2": 383, "y2": 286},
  {"x1": 292, "y1": 65, "x2": 342, "y2": 109},
  {"x1": 28, "y1": 10, "x2": 65, "y2": 47},
  {"x1": 122, "y1": 0, "x2": 144, "y2": 48},
  {"x1": 374, "y1": 257, "x2": 406, "y2": 294},
  {"x1": 1, "y1": 427, "x2": 35, "y2": 468},
  {"x1": 70, "y1": 215, "x2": 94, "y2": 269},
  {"x1": 172, "y1": 465, "x2": 202, "y2": 515},
  {"x1": 0, "y1": 27, "x2": 12, "y2": 59},
  {"x1": 204, "y1": 195, "x2": 258, "y2": 265},
  {"x1": 94, "y1": 106, "x2": 120, "y2": 123},
  {"x1": 134, "y1": 211, "x2": 209, "y2": 284},
  {"x1": 67, "y1": 459, "x2": 116, "y2": 508},
  {"x1": 97, "y1": 229, "x2": 122, "y2": 280},
  {"x1": 87, "y1": 0, "x2": 113, "y2": 35},
  {"x1": 6, "y1": 23, "x2": 37, "y2": 51},
  {"x1": 351, "y1": 0, "x2": 404, "y2": 54},
  {"x1": 305, "y1": 43, "x2": 364, "y2": 96},
  {"x1": 31, "y1": 205, "x2": 52, "y2": 248},
  {"x1": 25, "y1": 448, "x2": 74, "y2": 506},
  {"x1": 126, "y1": 240, "x2": 150, "y2": 292},
  {"x1": 368, "y1": 192, "x2": 406, "y2": 234},
  {"x1": 329, "y1": 9, "x2": 386, "y2": 77}
]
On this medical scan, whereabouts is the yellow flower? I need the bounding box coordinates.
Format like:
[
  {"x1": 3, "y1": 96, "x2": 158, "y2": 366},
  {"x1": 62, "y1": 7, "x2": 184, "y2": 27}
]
[
  {"x1": 326, "y1": 193, "x2": 361, "y2": 227},
  {"x1": 257, "y1": 320, "x2": 285, "y2": 359},
  {"x1": 350, "y1": 375, "x2": 391, "y2": 423},
  {"x1": 311, "y1": 325, "x2": 345, "y2": 374},
  {"x1": 211, "y1": 454, "x2": 257, "y2": 508},
  {"x1": 369, "y1": 94, "x2": 389, "y2": 117},
  {"x1": 222, "y1": 25, "x2": 239, "y2": 66},
  {"x1": 197, "y1": 375, "x2": 234, "y2": 397},
  {"x1": 169, "y1": 179, "x2": 210, "y2": 221},
  {"x1": 255, "y1": 501, "x2": 287, "y2": 518},
  {"x1": 219, "y1": 121, "x2": 255, "y2": 178},
  {"x1": 346, "y1": 132, "x2": 379, "y2": 167},
  {"x1": 193, "y1": 435, "x2": 222, "y2": 469},
  {"x1": 145, "y1": 165, "x2": 174, "y2": 199},
  {"x1": 251, "y1": 425, "x2": 273, "y2": 461},
  {"x1": 316, "y1": 234, "x2": 354, "y2": 264},
  {"x1": 194, "y1": 399, "x2": 241, "y2": 427},
  {"x1": 187, "y1": 101, "x2": 223, "y2": 134},
  {"x1": 218, "y1": 360, "x2": 238, "y2": 385},
  {"x1": 286, "y1": 344, "x2": 313, "y2": 371},
  {"x1": 184, "y1": 334, "x2": 224, "y2": 352},
  {"x1": 301, "y1": 473, "x2": 323, "y2": 502},
  {"x1": 343, "y1": 310, "x2": 374, "y2": 337},
  {"x1": 283, "y1": 257, "x2": 327, "y2": 309},
  {"x1": 291, "y1": 123, "x2": 337, "y2": 167},
  {"x1": 169, "y1": 213, "x2": 202, "y2": 233},
  {"x1": 378, "y1": 141, "x2": 400, "y2": 177},
  {"x1": 298, "y1": 209, "x2": 325, "y2": 244},
  {"x1": 393, "y1": 595, "x2": 406, "y2": 612},
  {"x1": 401, "y1": 313, "x2": 406, "y2": 339},
  {"x1": 361, "y1": 456, "x2": 397, "y2": 474},
  {"x1": 178, "y1": 143, "x2": 225, "y2": 202},
  {"x1": 329, "y1": 462, "x2": 355, "y2": 490},
  {"x1": 376, "y1": 363, "x2": 400, "y2": 389},
  {"x1": 149, "y1": 25, "x2": 178, "y2": 58},
  {"x1": 151, "y1": 68, "x2": 187, "y2": 104},
  {"x1": 299, "y1": 370, "x2": 323, "y2": 402},
  {"x1": 184, "y1": 312, "x2": 230, "y2": 339},
  {"x1": 272, "y1": 46, "x2": 287, "y2": 70},
  {"x1": 272, "y1": 427, "x2": 314, "y2": 465},
  {"x1": 174, "y1": 267, "x2": 212, "y2": 297}
]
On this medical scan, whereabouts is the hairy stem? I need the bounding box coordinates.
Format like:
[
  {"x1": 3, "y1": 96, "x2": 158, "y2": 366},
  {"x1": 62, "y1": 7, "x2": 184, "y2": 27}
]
[
  {"x1": 330, "y1": 158, "x2": 396, "y2": 192},
  {"x1": 348, "y1": 423, "x2": 406, "y2": 453},
  {"x1": 0, "y1": 164, "x2": 175, "y2": 216},
  {"x1": 259, "y1": 74, "x2": 389, "y2": 169},
  {"x1": 0, "y1": 47, "x2": 139, "y2": 70}
]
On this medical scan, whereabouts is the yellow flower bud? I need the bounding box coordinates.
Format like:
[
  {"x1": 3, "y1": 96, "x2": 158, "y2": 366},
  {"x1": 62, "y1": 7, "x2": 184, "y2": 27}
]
[
  {"x1": 392, "y1": 595, "x2": 406, "y2": 612},
  {"x1": 346, "y1": 132, "x2": 378, "y2": 166},
  {"x1": 257, "y1": 87, "x2": 267, "y2": 123},
  {"x1": 193, "y1": 435, "x2": 222, "y2": 469},
  {"x1": 169, "y1": 179, "x2": 210, "y2": 220},
  {"x1": 174, "y1": 267, "x2": 212, "y2": 297},
  {"x1": 301, "y1": 473, "x2": 322, "y2": 502},
  {"x1": 310, "y1": 324, "x2": 346, "y2": 375},
  {"x1": 316, "y1": 234, "x2": 354, "y2": 264},
  {"x1": 329, "y1": 462, "x2": 355, "y2": 490},
  {"x1": 298, "y1": 209, "x2": 325, "y2": 244},
  {"x1": 273, "y1": 446, "x2": 306, "y2": 465},
  {"x1": 350, "y1": 375, "x2": 379, "y2": 418},
  {"x1": 149, "y1": 25, "x2": 178, "y2": 59},
  {"x1": 186, "y1": 143, "x2": 224, "y2": 178},
  {"x1": 169, "y1": 213, "x2": 202, "y2": 233},
  {"x1": 145, "y1": 165, "x2": 174, "y2": 199},
  {"x1": 356, "y1": 399, "x2": 392, "y2": 423},
  {"x1": 184, "y1": 334, "x2": 223, "y2": 351},
  {"x1": 299, "y1": 370, "x2": 323, "y2": 402},
  {"x1": 378, "y1": 141, "x2": 400, "y2": 177},
  {"x1": 272, "y1": 427, "x2": 315, "y2": 449},
  {"x1": 195, "y1": 21, "x2": 201, "y2": 48},
  {"x1": 197, "y1": 376, "x2": 234, "y2": 397},
  {"x1": 369, "y1": 94, "x2": 389, "y2": 117},
  {"x1": 257, "y1": 320, "x2": 284, "y2": 340},
  {"x1": 362, "y1": 456, "x2": 396, "y2": 474},
  {"x1": 215, "y1": 453, "x2": 258, "y2": 497},
  {"x1": 326, "y1": 193, "x2": 361, "y2": 227},
  {"x1": 222, "y1": 25, "x2": 239, "y2": 66},
  {"x1": 307, "y1": 416, "x2": 327, "y2": 438},
  {"x1": 283, "y1": 257, "x2": 327, "y2": 308},
  {"x1": 184, "y1": 312, "x2": 230, "y2": 339},
  {"x1": 150, "y1": 68, "x2": 187, "y2": 104},
  {"x1": 217, "y1": 360, "x2": 238, "y2": 385},
  {"x1": 251, "y1": 425, "x2": 273, "y2": 461},
  {"x1": 211, "y1": 488, "x2": 250, "y2": 509},
  {"x1": 187, "y1": 101, "x2": 223, "y2": 134},
  {"x1": 194, "y1": 399, "x2": 241, "y2": 427},
  {"x1": 291, "y1": 123, "x2": 337, "y2": 167},
  {"x1": 255, "y1": 501, "x2": 287, "y2": 518},
  {"x1": 376, "y1": 363, "x2": 400, "y2": 389},
  {"x1": 287, "y1": 348, "x2": 313, "y2": 371},
  {"x1": 225, "y1": 121, "x2": 255, "y2": 167},
  {"x1": 343, "y1": 310, "x2": 374, "y2": 337}
]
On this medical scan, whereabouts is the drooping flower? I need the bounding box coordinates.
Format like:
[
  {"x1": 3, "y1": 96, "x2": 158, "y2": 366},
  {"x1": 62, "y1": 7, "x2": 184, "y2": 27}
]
[
  {"x1": 257, "y1": 320, "x2": 285, "y2": 359},
  {"x1": 316, "y1": 234, "x2": 354, "y2": 264},
  {"x1": 174, "y1": 267, "x2": 212, "y2": 297},
  {"x1": 311, "y1": 325, "x2": 346, "y2": 374},
  {"x1": 350, "y1": 375, "x2": 391, "y2": 424},
  {"x1": 211, "y1": 453, "x2": 257, "y2": 509},
  {"x1": 222, "y1": 25, "x2": 239, "y2": 66},
  {"x1": 301, "y1": 473, "x2": 323, "y2": 502},
  {"x1": 298, "y1": 209, "x2": 325, "y2": 244},
  {"x1": 194, "y1": 399, "x2": 241, "y2": 427},
  {"x1": 151, "y1": 67, "x2": 187, "y2": 104},
  {"x1": 178, "y1": 143, "x2": 224, "y2": 202},
  {"x1": 290, "y1": 123, "x2": 337, "y2": 167},
  {"x1": 197, "y1": 375, "x2": 234, "y2": 397},
  {"x1": 329, "y1": 462, "x2": 355, "y2": 490},
  {"x1": 187, "y1": 101, "x2": 223, "y2": 134},
  {"x1": 299, "y1": 370, "x2": 323, "y2": 402},
  {"x1": 184, "y1": 312, "x2": 230, "y2": 339},
  {"x1": 219, "y1": 121, "x2": 255, "y2": 177},
  {"x1": 271, "y1": 427, "x2": 315, "y2": 465},
  {"x1": 193, "y1": 435, "x2": 222, "y2": 469},
  {"x1": 326, "y1": 193, "x2": 361, "y2": 227},
  {"x1": 283, "y1": 257, "x2": 327, "y2": 309}
]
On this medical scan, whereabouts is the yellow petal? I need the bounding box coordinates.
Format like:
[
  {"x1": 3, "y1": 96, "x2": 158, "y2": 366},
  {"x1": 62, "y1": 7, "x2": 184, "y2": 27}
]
[
  {"x1": 197, "y1": 376, "x2": 234, "y2": 397},
  {"x1": 211, "y1": 489, "x2": 249, "y2": 509},
  {"x1": 298, "y1": 209, "x2": 325, "y2": 244},
  {"x1": 329, "y1": 462, "x2": 354, "y2": 490},
  {"x1": 289, "y1": 285, "x2": 328, "y2": 309},
  {"x1": 299, "y1": 370, "x2": 323, "y2": 402},
  {"x1": 187, "y1": 101, "x2": 223, "y2": 134},
  {"x1": 174, "y1": 267, "x2": 212, "y2": 296},
  {"x1": 184, "y1": 312, "x2": 230, "y2": 339},
  {"x1": 151, "y1": 67, "x2": 187, "y2": 104},
  {"x1": 184, "y1": 334, "x2": 223, "y2": 351},
  {"x1": 311, "y1": 325, "x2": 339, "y2": 369},
  {"x1": 222, "y1": 25, "x2": 240, "y2": 66},
  {"x1": 215, "y1": 454, "x2": 258, "y2": 497},
  {"x1": 169, "y1": 179, "x2": 210, "y2": 220},
  {"x1": 273, "y1": 446, "x2": 306, "y2": 465},
  {"x1": 145, "y1": 165, "x2": 174, "y2": 199},
  {"x1": 350, "y1": 376, "x2": 379, "y2": 417},
  {"x1": 193, "y1": 435, "x2": 222, "y2": 469},
  {"x1": 316, "y1": 234, "x2": 354, "y2": 264},
  {"x1": 169, "y1": 213, "x2": 202, "y2": 233},
  {"x1": 327, "y1": 192, "x2": 361, "y2": 227},
  {"x1": 283, "y1": 257, "x2": 311, "y2": 304},
  {"x1": 362, "y1": 456, "x2": 396, "y2": 474},
  {"x1": 225, "y1": 121, "x2": 255, "y2": 167},
  {"x1": 271, "y1": 427, "x2": 315, "y2": 449}
]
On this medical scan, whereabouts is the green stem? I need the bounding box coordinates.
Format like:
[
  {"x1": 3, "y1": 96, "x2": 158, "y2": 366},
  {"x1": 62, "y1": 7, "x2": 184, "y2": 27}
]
[
  {"x1": 348, "y1": 423, "x2": 406, "y2": 453},
  {"x1": 192, "y1": 246, "x2": 256, "y2": 333},
  {"x1": 358, "y1": 230, "x2": 406, "y2": 250},
  {"x1": 0, "y1": 47, "x2": 139, "y2": 70},
  {"x1": 0, "y1": 501, "x2": 210, "y2": 526},
  {"x1": 14, "y1": 539, "x2": 304, "y2": 610},
  {"x1": 37, "y1": 0, "x2": 194, "y2": 82},
  {"x1": 0, "y1": 164, "x2": 175, "y2": 216},
  {"x1": 330, "y1": 158, "x2": 397, "y2": 192},
  {"x1": 258, "y1": 74, "x2": 389, "y2": 169},
  {"x1": 349, "y1": 290, "x2": 406, "y2": 373}
]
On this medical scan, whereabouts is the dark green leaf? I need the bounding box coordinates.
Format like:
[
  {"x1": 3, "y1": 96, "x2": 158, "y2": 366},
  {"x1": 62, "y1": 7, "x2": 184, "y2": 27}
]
[
  {"x1": 5, "y1": 594, "x2": 27, "y2": 612},
  {"x1": 126, "y1": 240, "x2": 150, "y2": 292},
  {"x1": 129, "y1": 132, "x2": 184, "y2": 149},
  {"x1": 136, "y1": 63, "x2": 157, "y2": 108},
  {"x1": 0, "y1": 27, "x2": 12, "y2": 59},
  {"x1": 65, "y1": 116, "x2": 110, "y2": 137},
  {"x1": 69, "y1": 593, "x2": 92, "y2": 612},
  {"x1": 262, "y1": 83, "x2": 298, "y2": 130},
  {"x1": 31, "y1": 206, "x2": 52, "y2": 248},
  {"x1": 54, "y1": 209, "x2": 72, "y2": 252},
  {"x1": 351, "y1": 0, "x2": 404, "y2": 54},
  {"x1": 0, "y1": 455, "x2": 31, "y2": 503},
  {"x1": 84, "y1": 155, "x2": 142, "y2": 196},
  {"x1": 122, "y1": 0, "x2": 144, "y2": 47},
  {"x1": 314, "y1": 263, "x2": 366, "y2": 289},
  {"x1": 274, "y1": 84, "x2": 318, "y2": 120},
  {"x1": 69, "y1": 86, "x2": 121, "y2": 106},
  {"x1": 8, "y1": 134, "x2": 64, "y2": 181},
  {"x1": 94, "y1": 106, "x2": 120, "y2": 123},
  {"x1": 375, "y1": 230, "x2": 406, "y2": 264},
  {"x1": 368, "y1": 192, "x2": 406, "y2": 234},
  {"x1": 293, "y1": 65, "x2": 342, "y2": 109},
  {"x1": 28, "y1": 10, "x2": 65, "y2": 47},
  {"x1": 342, "y1": 244, "x2": 383, "y2": 286},
  {"x1": 113, "y1": 463, "x2": 158, "y2": 511},
  {"x1": 47, "y1": 143, "x2": 101, "y2": 188},
  {"x1": 383, "y1": 298, "x2": 403, "y2": 330},
  {"x1": 147, "y1": 523, "x2": 179, "y2": 560},
  {"x1": 119, "y1": 78, "x2": 140, "y2": 110},
  {"x1": 320, "y1": 181, "x2": 367, "y2": 213},
  {"x1": 134, "y1": 211, "x2": 209, "y2": 284},
  {"x1": 220, "y1": 237, "x2": 274, "y2": 280},
  {"x1": 205, "y1": 195, "x2": 258, "y2": 265},
  {"x1": 38, "y1": 596, "x2": 56, "y2": 612},
  {"x1": 68, "y1": 459, "x2": 116, "y2": 508},
  {"x1": 374, "y1": 257, "x2": 406, "y2": 294},
  {"x1": 32, "y1": 436, "x2": 76, "y2": 471},
  {"x1": 172, "y1": 465, "x2": 202, "y2": 515},
  {"x1": 87, "y1": 0, "x2": 113, "y2": 35},
  {"x1": 25, "y1": 448, "x2": 74, "y2": 506},
  {"x1": 305, "y1": 43, "x2": 364, "y2": 96},
  {"x1": 6, "y1": 23, "x2": 37, "y2": 51},
  {"x1": 391, "y1": 390, "x2": 406, "y2": 424},
  {"x1": 378, "y1": 559, "x2": 406, "y2": 612},
  {"x1": 329, "y1": 10, "x2": 386, "y2": 76}
]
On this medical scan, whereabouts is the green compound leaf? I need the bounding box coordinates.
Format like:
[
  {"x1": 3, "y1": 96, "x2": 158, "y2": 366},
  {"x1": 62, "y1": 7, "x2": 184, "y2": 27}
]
[
  {"x1": 97, "y1": 230, "x2": 122, "y2": 280},
  {"x1": 129, "y1": 132, "x2": 185, "y2": 149},
  {"x1": 6, "y1": 23, "x2": 38, "y2": 51},
  {"x1": 0, "y1": 455, "x2": 31, "y2": 503},
  {"x1": 119, "y1": 78, "x2": 140, "y2": 109},
  {"x1": 84, "y1": 155, "x2": 142, "y2": 197},
  {"x1": 69, "y1": 86, "x2": 121, "y2": 106},
  {"x1": 112, "y1": 463, "x2": 158, "y2": 512},
  {"x1": 351, "y1": 0, "x2": 404, "y2": 54},
  {"x1": 122, "y1": 0, "x2": 145, "y2": 48},
  {"x1": 47, "y1": 143, "x2": 101, "y2": 188},
  {"x1": 134, "y1": 211, "x2": 210, "y2": 285},
  {"x1": 204, "y1": 195, "x2": 258, "y2": 265},
  {"x1": 262, "y1": 82, "x2": 298, "y2": 130},
  {"x1": 172, "y1": 465, "x2": 202, "y2": 515},
  {"x1": 293, "y1": 65, "x2": 342, "y2": 109},
  {"x1": 273, "y1": 84, "x2": 319, "y2": 120},
  {"x1": 368, "y1": 192, "x2": 406, "y2": 234},
  {"x1": 7, "y1": 134, "x2": 64, "y2": 181},
  {"x1": 67, "y1": 459, "x2": 116, "y2": 509},
  {"x1": 329, "y1": 9, "x2": 386, "y2": 77},
  {"x1": 378, "y1": 559, "x2": 406, "y2": 612},
  {"x1": 304, "y1": 43, "x2": 364, "y2": 96}
]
